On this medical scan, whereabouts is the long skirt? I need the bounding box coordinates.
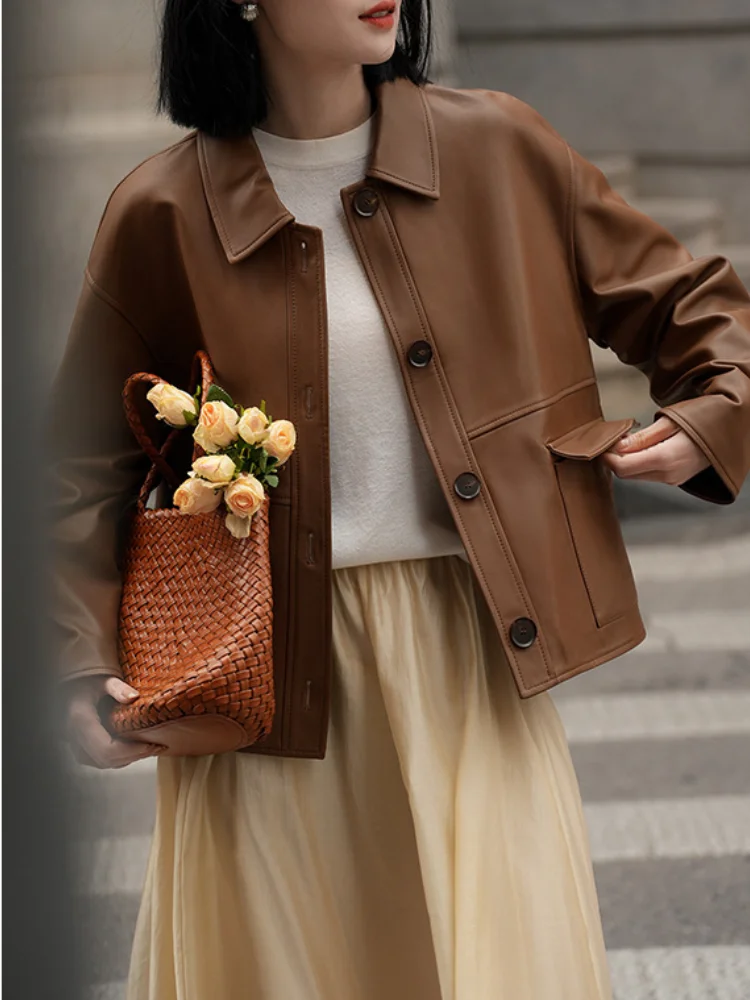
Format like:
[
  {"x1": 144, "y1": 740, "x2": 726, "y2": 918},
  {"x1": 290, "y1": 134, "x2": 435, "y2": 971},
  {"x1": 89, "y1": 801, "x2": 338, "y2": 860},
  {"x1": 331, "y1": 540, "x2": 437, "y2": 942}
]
[{"x1": 126, "y1": 553, "x2": 613, "y2": 1000}]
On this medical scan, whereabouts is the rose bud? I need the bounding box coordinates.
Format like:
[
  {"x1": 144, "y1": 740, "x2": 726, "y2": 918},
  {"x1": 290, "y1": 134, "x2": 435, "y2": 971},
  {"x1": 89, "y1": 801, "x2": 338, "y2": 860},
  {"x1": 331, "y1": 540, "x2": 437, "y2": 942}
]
[
  {"x1": 193, "y1": 400, "x2": 240, "y2": 454},
  {"x1": 263, "y1": 419, "x2": 297, "y2": 466},
  {"x1": 146, "y1": 383, "x2": 198, "y2": 427},
  {"x1": 238, "y1": 407, "x2": 270, "y2": 446},
  {"x1": 173, "y1": 477, "x2": 223, "y2": 515}
]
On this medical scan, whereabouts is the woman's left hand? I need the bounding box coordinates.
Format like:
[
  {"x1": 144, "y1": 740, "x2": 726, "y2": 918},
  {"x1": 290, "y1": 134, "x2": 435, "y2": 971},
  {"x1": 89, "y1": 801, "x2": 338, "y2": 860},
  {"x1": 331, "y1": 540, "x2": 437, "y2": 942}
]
[{"x1": 600, "y1": 414, "x2": 712, "y2": 486}]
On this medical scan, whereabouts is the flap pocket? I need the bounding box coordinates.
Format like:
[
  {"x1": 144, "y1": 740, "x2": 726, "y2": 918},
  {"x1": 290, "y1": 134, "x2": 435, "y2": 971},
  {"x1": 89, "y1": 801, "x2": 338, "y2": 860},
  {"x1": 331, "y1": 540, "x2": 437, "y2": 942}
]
[{"x1": 545, "y1": 417, "x2": 638, "y2": 461}]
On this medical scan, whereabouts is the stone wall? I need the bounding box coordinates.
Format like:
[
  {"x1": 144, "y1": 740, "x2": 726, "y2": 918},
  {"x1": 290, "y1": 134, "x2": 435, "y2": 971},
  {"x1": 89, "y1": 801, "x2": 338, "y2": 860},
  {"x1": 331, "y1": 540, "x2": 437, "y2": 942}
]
[{"x1": 456, "y1": 0, "x2": 750, "y2": 243}]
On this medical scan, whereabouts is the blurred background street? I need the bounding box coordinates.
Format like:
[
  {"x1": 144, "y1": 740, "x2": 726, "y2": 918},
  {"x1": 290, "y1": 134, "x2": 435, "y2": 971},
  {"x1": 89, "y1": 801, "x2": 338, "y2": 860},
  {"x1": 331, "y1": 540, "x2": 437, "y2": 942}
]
[{"x1": 19, "y1": 0, "x2": 750, "y2": 996}]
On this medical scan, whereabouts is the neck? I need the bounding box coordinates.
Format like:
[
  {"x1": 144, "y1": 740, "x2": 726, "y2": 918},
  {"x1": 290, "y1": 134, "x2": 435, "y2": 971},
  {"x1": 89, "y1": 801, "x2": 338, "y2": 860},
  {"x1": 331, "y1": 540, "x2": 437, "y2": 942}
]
[{"x1": 257, "y1": 53, "x2": 372, "y2": 139}]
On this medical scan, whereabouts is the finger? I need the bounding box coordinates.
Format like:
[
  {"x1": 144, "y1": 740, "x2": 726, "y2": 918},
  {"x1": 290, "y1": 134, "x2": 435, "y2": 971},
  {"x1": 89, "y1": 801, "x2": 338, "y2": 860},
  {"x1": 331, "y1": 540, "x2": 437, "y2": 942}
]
[
  {"x1": 104, "y1": 676, "x2": 140, "y2": 704},
  {"x1": 72, "y1": 701, "x2": 162, "y2": 769},
  {"x1": 601, "y1": 437, "x2": 677, "y2": 477},
  {"x1": 73, "y1": 734, "x2": 166, "y2": 770},
  {"x1": 611, "y1": 415, "x2": 680, "y2": 454}
]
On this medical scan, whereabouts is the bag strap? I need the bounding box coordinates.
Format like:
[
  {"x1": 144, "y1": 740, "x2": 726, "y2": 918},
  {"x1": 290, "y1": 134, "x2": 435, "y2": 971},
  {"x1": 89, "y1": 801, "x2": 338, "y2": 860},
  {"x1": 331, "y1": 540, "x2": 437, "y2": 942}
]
[{"x1": 123, "y1": 350, "x2": 216, "y2": 501}]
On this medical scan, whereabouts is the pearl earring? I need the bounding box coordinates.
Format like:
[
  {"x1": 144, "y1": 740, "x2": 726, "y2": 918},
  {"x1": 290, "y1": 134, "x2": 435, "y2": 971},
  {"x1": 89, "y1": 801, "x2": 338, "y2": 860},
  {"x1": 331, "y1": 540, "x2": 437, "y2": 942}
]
[{"x1": 240, "y1": 2, "x2": 260, "y2": 21}]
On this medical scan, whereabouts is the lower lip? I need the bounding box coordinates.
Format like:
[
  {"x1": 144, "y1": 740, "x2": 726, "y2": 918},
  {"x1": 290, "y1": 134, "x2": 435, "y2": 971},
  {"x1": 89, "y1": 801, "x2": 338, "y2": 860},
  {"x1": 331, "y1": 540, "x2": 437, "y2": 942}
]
[{"x1": 360, "y1": 13, "x2": 395, "y2": 29}]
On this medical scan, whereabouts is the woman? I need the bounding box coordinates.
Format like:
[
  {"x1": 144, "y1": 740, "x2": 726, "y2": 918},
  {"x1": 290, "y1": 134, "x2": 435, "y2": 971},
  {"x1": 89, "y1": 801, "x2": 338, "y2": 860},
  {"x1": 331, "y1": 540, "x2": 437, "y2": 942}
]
[{"x1": 53, "y1": 0, "x2": 750, "y2": 998}]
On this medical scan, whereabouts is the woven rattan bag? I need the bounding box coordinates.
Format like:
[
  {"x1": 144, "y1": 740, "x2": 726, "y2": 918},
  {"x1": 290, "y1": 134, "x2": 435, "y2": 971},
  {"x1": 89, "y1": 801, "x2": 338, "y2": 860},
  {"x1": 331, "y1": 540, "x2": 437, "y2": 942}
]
[{"x1": 108, "y1": 350, "x2": 275, "y2": 756}]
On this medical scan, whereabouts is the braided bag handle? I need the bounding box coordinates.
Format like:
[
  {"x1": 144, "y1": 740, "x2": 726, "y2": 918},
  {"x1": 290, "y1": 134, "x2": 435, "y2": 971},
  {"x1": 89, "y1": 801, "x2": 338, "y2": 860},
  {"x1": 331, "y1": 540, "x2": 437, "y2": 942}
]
[{"x1": 122, "y1": 350, "x2": 216, "y2": 498}]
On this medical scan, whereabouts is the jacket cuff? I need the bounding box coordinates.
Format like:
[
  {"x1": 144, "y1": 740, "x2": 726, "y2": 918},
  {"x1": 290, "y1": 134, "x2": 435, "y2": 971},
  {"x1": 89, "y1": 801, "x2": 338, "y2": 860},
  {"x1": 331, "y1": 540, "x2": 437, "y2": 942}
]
[
  {"x1": 57, "y1": 664, "x2": 125, "y2": 686},
  {"x1": 653, "y1": 397, "x2": 742, "y2": 505}
]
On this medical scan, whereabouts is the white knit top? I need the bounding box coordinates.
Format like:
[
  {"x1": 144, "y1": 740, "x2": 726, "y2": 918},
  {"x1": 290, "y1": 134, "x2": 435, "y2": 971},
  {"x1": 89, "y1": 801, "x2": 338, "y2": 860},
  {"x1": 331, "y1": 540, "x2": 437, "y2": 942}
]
[{"x1": 253, "y1": 115, "x2": 468, "y2": 570}]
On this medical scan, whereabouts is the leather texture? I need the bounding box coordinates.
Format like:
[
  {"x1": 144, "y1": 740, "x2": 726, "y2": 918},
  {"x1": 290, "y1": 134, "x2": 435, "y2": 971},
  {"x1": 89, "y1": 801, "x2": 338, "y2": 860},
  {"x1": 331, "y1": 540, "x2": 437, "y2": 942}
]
[
  {"x1": 47, "y1": 76, "x2": 750, "y2": 758},
  {"x1": 118, "y1": 715, "x2": 250, "y2": 756}
]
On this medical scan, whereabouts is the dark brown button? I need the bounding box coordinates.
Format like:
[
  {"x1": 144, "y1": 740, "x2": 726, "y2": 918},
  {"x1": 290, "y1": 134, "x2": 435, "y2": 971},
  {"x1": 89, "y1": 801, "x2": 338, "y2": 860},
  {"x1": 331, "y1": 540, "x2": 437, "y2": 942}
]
[
  {"x1": 510, "y1": 617, "x2": 537, "y2": 649},
  {"x1": 454, "y1": 472, "x2": 481, "y2": 500},
  {"x1": 407, "y1": 340, "x2": 433, "y2": 367},
  {"x1": 353, "y1": 187, "x2": 380, "y2": 218}
]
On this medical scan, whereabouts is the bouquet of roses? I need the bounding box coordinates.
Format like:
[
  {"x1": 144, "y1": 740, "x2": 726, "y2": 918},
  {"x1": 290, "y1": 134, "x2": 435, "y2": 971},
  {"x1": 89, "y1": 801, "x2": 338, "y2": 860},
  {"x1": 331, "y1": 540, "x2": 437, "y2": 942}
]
[{"x1": 146, "y1": 378, "x2": 296, "y2": 539}]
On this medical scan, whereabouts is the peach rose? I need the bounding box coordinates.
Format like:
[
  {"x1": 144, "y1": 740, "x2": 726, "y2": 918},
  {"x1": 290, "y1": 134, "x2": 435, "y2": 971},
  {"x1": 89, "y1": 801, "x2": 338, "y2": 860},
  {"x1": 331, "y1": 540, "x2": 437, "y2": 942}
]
[
  {"x1": 238, "y1": 407, "x2": 270, "y2": 446},
  {"x1": 146, "y1": 382, "x2": 197, "y2": 427},
  {"x1": 189, "y1": 454, "x2": 236, "y2": 486},
  {"x1": 263, "y1": 419, "x2": 296, "y2": 466},
  {"x1": 193, "y1": 400, "x2": 240, "y2": 454},
  {"x1": 224, "y1": 473, "x2": 266, "y2": 520},
  {"x1": 173, "y1": 477, "x2": 223, "y2": 515}
]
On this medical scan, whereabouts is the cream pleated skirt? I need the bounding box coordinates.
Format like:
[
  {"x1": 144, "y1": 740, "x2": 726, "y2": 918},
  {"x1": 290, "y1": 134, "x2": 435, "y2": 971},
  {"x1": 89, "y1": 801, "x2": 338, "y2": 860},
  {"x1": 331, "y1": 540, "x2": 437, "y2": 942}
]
[{"x1": 127, "y1": 553, "x2": 613, "y2": 1000}]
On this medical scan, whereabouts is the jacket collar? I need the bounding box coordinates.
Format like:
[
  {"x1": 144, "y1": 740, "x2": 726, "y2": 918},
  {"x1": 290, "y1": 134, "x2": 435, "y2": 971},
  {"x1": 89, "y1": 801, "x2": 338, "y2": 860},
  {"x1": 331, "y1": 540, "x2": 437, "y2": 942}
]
[{"x1": 196, "y1": 76, "x2": 440, "y2": 264}]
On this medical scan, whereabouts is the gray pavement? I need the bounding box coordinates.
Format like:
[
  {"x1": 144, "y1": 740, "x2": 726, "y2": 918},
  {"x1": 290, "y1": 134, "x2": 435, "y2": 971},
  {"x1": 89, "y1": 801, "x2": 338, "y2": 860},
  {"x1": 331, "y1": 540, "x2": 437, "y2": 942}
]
[{"x1": 69, "y1": 518, "x2": 750, "y2": 999}]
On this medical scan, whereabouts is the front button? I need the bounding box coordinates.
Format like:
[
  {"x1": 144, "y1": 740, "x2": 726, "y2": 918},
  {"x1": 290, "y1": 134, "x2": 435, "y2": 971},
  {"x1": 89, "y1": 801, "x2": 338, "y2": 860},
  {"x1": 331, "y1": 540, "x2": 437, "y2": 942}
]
[
  {"x1": 407, "y1": 340, "x2": 433, "y2": 367},
  {"x1": 353, "y1": 187, "x2": 380, "y2": 218},
  {"x1": 454, "y1": 472, "x2": 481, "y2": 500},
  {"x1": 510, "y1": 617, "x2": 537, "y2": 649}
]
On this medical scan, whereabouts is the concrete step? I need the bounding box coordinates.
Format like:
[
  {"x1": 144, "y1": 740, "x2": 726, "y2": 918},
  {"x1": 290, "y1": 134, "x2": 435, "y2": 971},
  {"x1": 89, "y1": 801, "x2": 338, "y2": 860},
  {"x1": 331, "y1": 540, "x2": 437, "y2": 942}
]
[
  {"x1": 629, "y1": 197, "x2": 724, "y2": 256},
  {"x1": 720, "y1": 245, "x2": 750, "y2": 291},
  {"x1": 592, "y1": 154, "x2": 638, "y2": 201}
]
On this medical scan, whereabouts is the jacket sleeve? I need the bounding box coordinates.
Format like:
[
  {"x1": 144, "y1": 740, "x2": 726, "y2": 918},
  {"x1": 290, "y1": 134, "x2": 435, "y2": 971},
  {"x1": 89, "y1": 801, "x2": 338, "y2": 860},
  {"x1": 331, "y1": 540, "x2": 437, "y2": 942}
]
[
  {"x1": 46, "y1": 268, "x2": 159, "y2": 683},
  {"x1": 568, "y1": 143, "x2": 750, "y2": 505}
]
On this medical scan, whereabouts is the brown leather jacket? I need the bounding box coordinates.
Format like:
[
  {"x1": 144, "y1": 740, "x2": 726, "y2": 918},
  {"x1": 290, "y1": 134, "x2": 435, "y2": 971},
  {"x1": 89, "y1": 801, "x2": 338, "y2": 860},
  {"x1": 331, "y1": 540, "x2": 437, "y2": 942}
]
[{"x1": 48, "y1": 76, "x2": 750, "y2": 758}]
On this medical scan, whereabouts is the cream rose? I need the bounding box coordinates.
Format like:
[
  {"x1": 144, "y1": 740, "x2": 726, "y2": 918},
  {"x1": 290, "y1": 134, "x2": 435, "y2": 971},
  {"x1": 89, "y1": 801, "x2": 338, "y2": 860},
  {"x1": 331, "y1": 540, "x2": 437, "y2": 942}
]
[
  {"x1": 189, "y1": 454, "x2": 236, "y2": 486},
  {"x1": 146, "y1": 382, "x2": 197, "y2": 427},
  {"x1": 263, "y1": 419, "x2": 296, "y2": 466},
  {"x1": 238, "y1": 407, "x2": 270, "y2": 445},
  {"x1": 193, "y1": 400, "x2": 240, "y2": 454},
  {"x1": 224, "y1": 473, "x2": 266, "y2": 520},
  {"x1": 173, "y1": 477, "x2": 223, "y2": 515}
]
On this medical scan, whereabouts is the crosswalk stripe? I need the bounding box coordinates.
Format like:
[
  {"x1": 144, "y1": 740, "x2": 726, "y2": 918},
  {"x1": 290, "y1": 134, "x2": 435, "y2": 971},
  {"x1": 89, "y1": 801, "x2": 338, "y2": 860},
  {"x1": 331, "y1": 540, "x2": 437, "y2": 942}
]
[
  {"x1": 75, "y1": 794, "x2": 750, "y2": 894},
  {"x1": 556, "y1": 691, "x2": 750, "y2": 743},
  {"x1": 608, "y1": 946, "x2": 750, "y2": 1000},
  {"x1": 627, "y1": 535, "x2": 750, "y2": 582},
  {"x1": 78, "y1": 835, "x2": 152, "y2": 896},
  {"x1": 89, "y1": 984, "x2": 125, "y2": 1000},
  {"x1": 644, "y1": 611, "x2": 750, "y2": 652},
  {"x1": 585, "y1": 795, "x2": 750, "y2": 861}
]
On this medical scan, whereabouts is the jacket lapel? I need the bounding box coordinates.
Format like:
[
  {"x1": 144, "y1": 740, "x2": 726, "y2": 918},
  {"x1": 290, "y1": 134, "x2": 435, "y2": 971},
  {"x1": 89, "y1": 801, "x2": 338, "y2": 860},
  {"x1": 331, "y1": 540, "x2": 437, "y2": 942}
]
[{"x1": 197, "y1": 76, "x2": 440, "y2": 265}]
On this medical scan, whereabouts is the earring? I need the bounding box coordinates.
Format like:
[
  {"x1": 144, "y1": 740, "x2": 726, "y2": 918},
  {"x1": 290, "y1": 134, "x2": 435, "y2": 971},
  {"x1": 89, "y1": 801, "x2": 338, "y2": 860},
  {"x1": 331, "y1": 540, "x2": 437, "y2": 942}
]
[{"x1": 240, "y1": 2, "x2": 259, "y2": 21}]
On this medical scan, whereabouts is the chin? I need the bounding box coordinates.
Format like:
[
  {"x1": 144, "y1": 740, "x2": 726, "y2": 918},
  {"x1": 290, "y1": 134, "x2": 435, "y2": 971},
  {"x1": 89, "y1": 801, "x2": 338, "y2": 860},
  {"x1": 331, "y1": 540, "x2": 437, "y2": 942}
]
[{"x1": 360, "y1": 39, "x2": 398, "y2": 66}]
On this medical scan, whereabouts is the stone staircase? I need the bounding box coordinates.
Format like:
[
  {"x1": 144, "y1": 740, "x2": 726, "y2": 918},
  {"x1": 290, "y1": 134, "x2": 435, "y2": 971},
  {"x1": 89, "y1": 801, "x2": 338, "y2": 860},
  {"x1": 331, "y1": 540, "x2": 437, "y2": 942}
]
[{"x1": 589, "y1": 155, "x2": 750, "y2": 423}]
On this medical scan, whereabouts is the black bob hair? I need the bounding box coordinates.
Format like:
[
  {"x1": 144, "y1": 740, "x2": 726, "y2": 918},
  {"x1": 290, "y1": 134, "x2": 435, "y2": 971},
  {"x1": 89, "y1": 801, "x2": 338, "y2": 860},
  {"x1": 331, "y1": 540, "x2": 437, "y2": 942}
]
[{"x1": 156, "y1": 0, "x2": 433, "y2": 138}]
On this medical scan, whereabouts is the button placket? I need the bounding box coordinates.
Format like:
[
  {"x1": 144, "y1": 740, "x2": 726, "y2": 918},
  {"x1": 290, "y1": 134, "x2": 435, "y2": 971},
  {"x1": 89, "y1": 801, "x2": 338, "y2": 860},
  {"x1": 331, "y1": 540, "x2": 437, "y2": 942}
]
[
  {"x1": 407, "y1": 340, "x2": 433, "y2": 367},
  {"x1": 454, "y1": 472, "x2": 481, "y2": 500},
  {"x1": 352, "y1": 187, "x2": 380, "y2": 218},
  {"x1": 509, "y1": 617, "x2": 538, "y2": 649}
]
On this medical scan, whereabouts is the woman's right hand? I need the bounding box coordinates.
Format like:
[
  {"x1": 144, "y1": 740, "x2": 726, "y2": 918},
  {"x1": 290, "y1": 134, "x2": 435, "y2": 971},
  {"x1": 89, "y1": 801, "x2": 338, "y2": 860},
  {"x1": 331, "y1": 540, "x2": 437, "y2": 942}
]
[{"x1": 66, "y1": 675, "x2": 166, "y2": 769}]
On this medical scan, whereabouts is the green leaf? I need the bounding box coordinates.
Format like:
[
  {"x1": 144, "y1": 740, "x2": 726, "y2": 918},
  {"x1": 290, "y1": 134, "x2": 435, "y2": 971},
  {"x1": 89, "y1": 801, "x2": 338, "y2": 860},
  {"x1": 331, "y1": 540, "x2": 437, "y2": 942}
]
[
  {"x1": 264, "y1": 474, "x2": 279, "y2": 488},
  {"x1": 260, "y1": 399, "x2": 267, "y2": 415},
  {"x1": 206, "y1": 384, "x2": 235, "y2": 407},
  {"x1": 265, "y1": 455, "x2": 278, "y2": 467},
  {"x1": 182, "y1": 409, "x2": 197, "y2": 426}
]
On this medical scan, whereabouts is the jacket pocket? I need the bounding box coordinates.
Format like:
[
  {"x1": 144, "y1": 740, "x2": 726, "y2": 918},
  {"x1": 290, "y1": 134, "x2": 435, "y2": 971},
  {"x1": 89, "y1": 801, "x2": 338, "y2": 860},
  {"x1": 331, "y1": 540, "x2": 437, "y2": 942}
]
[{"x1": 545, "y1": 416, "x2": 638, "y2": 628}]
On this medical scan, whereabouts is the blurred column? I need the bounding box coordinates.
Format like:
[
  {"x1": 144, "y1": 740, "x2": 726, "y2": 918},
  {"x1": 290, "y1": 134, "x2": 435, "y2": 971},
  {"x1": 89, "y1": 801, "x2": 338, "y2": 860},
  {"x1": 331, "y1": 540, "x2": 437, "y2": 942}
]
[
  {"x1": 431, "y1": 0, "x2": 458, "y2": 84},
  {"x1": 22, "y1": 0, "x2": 185, "y2": 385}
]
